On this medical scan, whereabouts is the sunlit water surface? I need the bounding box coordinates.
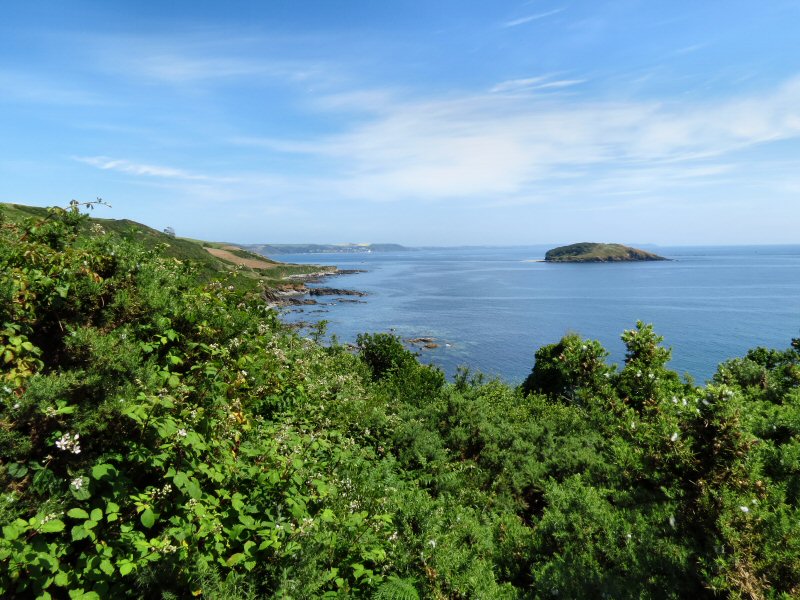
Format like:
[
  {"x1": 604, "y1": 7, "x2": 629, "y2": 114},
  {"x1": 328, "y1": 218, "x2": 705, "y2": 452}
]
[{"x1": 271, "y1": 246, "x2": 800, "y2": 384}]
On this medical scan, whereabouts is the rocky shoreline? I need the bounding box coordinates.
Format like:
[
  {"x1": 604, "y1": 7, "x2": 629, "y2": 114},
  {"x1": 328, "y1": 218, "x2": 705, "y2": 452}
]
[
  {"x1": 264, "y1": 267, "x2": 369, "y2": 308},
  {"x1": 270, "y1": 267, "x2": 446, "y2": 353}
]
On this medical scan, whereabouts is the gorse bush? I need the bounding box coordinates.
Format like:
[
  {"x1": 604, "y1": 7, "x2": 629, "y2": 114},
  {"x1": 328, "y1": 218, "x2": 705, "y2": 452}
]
[{"x1": 1, "y1": 203, "x2": 798, "y2": 598}]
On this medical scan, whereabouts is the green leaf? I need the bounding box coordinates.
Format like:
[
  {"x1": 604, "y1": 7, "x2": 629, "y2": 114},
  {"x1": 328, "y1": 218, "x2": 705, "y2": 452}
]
[
  {"x1": 91, "y1": 463, "x2": 117, "y2": 481},
  {"x1": 118, "y1": 561, "x2": 134, "y2": 576},
  {"x1": 320, "y1": 508, "x2": 335, "y2": 523},
  {"x1": 70, "y1": 485, "x2": 91, "y2": 501},
  {"x1": 69, "y1": 591, "x2": 101, "y2": 600},
  {"x1": 67, "y1": 508, "x2": 89, "y2": 520},
  {"x1": 90, "y1": 508, "x2": 103, "y2": 522},
  {"x1": 54, "y1": 571, "x2": 69, "y2": 587},
  {"x1": 140, "y1": 508, "x2": 155, "y2": 528},
  {"x1": 3, "y1": 524, "x2": 22, "y2": 540},
  {"x1": 174, "y1": 471, "x2": 202, "y2": 500},
  {"x1": 99, "y1": 559, "x2": 114, "y2": 576},
  {"x1": 54, "y1": 402, "x2": 75, "y2": 415},
  {"x1": 71, "y1": 525, "x2": 91, "y2": 541},
  {"x1": 40, "y1": 519, "x2": 65, "y2": 533},
  {"x1": 226, "y1": 553, "x2": 245, "y2": 566},
  {"x1": 7, "y1": 462, "x2": 28, "y2": 478}
]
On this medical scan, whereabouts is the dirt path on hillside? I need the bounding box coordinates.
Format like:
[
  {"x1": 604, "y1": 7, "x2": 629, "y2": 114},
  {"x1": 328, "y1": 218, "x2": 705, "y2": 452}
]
[{"x1": 205, "y1": 247, "x2": 276, "y2": 269}]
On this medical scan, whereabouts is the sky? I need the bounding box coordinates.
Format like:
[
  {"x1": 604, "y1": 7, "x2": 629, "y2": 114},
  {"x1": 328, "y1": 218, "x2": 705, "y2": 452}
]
[{"x1": 2, "y1": 1, "x2": 800, "y2": 246}]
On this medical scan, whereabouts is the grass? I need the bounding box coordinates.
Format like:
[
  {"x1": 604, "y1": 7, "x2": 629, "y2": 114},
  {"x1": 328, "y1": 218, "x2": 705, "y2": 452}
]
[
  {"x1": 545, "y1": 242, "x2": 665, "y2": 262},
  {"x1": 0, "y1": 202, "x2": 324, "y2": 289}
]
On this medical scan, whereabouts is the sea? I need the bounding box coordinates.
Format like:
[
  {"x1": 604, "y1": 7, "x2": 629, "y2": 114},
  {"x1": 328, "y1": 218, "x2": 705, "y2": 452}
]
[{"x1": 270, "y1": 246, "x2": 800, "y2": 385}]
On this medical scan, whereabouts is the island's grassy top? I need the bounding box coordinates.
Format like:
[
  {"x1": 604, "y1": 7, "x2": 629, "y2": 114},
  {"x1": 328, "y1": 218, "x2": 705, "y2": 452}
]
[
  {"x1": 545, "y1": 242, "x2": 667, "y2": 262},
  {"x1": 1, "y1": 204, "x2": 798, "y2": 598}
]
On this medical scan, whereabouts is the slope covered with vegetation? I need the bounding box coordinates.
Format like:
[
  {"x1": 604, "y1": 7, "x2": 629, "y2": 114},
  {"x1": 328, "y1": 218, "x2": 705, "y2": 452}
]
[
  {"x1": 1, "y1": 204, "x2": 798, "y2": 598},
  {"x1": 0, "y1": 202, "x2": 321, "y2": 290},
  {"x1": 545, "y1": 242, "x2": 667, "y2": 262}
]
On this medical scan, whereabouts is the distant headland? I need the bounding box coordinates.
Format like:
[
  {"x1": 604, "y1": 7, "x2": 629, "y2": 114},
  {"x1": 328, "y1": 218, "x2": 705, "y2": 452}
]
[
  {"x1": 243, "y1": 243, "x2": 409, "y2": 255},
  {"x1": 544, "y1": 242, "x2": 667, "y2": 263}
]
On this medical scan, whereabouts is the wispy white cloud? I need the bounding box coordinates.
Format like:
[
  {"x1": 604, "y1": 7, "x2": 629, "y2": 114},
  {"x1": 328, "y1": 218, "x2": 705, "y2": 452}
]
[
  {"x1": 490, "y1": 76, "x2": 585, "y2": 93},
  {"x1": 671, "y1": 42, "x2": 712, "y2": 56},
  {"x1": 535, "y1": 79, "x2": 586, "y2": 89},
  {"x1": 129, "y1": 55, "x2": 269, "y2": 83},
  {"x1": 0, "y1": 69, "x2": 102, "y2": 105},
  {"x1": 74, "y1": 156, "x2": 212, "y2": 180},
  {"x1": 73, "y1": 155, "x2": 320, "y2": 210},
  {"x1": 242, "y1": 75, "x2": 800, "y2": 205},
  {"x1": 69, "y1": 30, "x2": 335, "y2": 88},
  {"x1": 501, "y1": 8, "x2": 565, "y2": 28}
]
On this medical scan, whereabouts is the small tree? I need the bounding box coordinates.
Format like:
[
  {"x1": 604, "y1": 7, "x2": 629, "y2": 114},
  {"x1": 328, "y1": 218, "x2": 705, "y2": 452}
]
[{"x1": 521, "y1": 333, "x2": 613, "y2": 405}]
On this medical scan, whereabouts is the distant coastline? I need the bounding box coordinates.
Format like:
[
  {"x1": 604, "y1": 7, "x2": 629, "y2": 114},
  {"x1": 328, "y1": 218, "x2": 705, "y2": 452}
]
[{"x1": 243, "y1": 242, "x2": 410, "y2": 255}]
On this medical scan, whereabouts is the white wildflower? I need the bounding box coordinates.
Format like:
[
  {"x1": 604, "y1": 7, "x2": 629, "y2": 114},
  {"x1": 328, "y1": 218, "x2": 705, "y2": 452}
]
[
  {"x1": 55, "y1": 433, "x2": 81, "y2": 454},
  {"x1": 670, "y1": 432, "x2": 679, "y2": 442},
  {"x1": 428, "y1": 539, "x2": 436, "y2": 548},
  {"x1": 669, "y1": 515, "x2": 676, "y2": 529},
  {"x1": 740, "y1": 505, "x2": 749, "y2": 513},
  {"x1": 177, "y1": 428, "x2": 187, "y2": 438},
  {"x1": 71, "y1": 477, "x2": 84, "y2": 490}
]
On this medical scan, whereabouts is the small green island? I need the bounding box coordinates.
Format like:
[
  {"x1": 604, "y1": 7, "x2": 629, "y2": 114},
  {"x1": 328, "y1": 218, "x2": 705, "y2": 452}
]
[{"x1": 545, "y1": 242, "x2": 667, "y2": 263}]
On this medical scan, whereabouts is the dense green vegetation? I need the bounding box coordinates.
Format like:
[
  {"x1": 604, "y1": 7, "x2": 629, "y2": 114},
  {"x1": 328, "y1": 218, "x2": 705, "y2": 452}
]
[
  {"x1": 0, "y1": 202, "x2": 319, "y2": 290},
  {"x1": 545, "y1": 242, "x2": 667, "y2": 262},
  {"x1": 1, "y1": 204, "x2": 798, "y2": 598}
]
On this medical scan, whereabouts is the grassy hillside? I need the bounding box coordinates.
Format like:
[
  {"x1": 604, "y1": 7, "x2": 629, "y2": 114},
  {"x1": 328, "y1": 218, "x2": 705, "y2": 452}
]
[
  {"x1": 545, "y1": 242, "x2": 667, "y2": 262},
  {"x1": 0, "y1": 203, "x2": 324, "y2": 289},
  {"x1": 1, "y1": 204, "x2": 798, "y2": 598}
]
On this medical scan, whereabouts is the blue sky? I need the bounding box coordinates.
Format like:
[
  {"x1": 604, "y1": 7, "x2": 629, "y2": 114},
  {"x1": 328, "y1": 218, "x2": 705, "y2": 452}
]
[{"x1": 2, "y1": 1, "x2": 800, "y2": 245}]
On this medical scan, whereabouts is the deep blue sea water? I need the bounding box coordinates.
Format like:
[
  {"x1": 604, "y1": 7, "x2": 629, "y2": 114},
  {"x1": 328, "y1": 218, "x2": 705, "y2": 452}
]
[{"x1": 272, "y1": 246, "x2": 800, "y2": 385}]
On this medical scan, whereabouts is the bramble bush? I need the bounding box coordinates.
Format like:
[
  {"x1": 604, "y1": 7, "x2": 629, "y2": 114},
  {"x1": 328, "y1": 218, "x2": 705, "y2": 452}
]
[{"x1": 1, "y1": 203, "x2": 798, "y2": 598}]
